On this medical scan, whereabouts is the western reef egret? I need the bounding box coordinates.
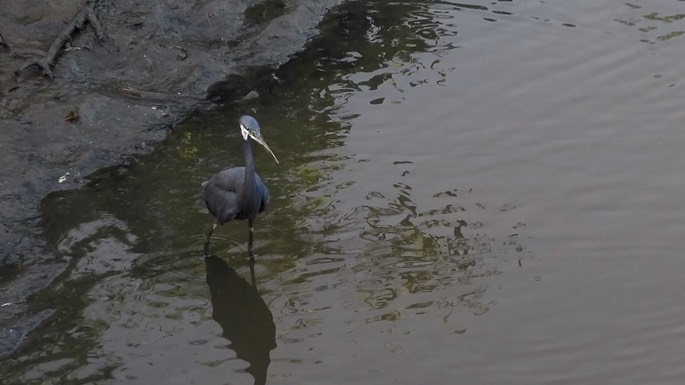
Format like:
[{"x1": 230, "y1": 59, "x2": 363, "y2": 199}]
[{"x1": 202, "y1": 115, "x2": 279, "y2": 258}]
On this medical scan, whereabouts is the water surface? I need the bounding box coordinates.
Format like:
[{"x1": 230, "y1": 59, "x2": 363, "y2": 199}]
[{"x1": 4, "y1": 0, "x2": 685, "y2": 384}]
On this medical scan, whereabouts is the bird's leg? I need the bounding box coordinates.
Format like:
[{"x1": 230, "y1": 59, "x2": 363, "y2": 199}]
[
  {"x1": 249, "y1": 258, "x2": 257, "y2": 286},
  {"x1": 247, "y1": 226, "x2": 255, "y2": 260},
  {"x1": 204, "y1": 223, "x2": 217, "y2": 256}
]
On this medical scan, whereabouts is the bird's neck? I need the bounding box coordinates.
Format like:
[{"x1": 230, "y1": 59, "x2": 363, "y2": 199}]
[{"x1": 242, "y1": 139, "x2": 257, "y2": 192}]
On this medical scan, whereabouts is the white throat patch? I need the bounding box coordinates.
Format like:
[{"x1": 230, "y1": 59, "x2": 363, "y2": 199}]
[{"x1": 240, "y1": 124, "x2": 250, "y2": 140}]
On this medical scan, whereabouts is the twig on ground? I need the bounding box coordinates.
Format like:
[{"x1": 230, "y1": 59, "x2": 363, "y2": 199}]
[{"x1": 15, "y1": 0, "x2": 105, "y2": 79}]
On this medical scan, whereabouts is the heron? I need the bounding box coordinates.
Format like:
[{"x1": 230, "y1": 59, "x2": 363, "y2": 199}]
[{"x1": 202, "y1": 115, "x2": 279, "y2": 258}]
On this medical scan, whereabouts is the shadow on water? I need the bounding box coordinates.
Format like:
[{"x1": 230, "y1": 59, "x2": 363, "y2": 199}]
[
  {"x1": 1, "y1": 1, "x2": 531, "y2": 383},
  {"x1": 205, "y1": 256, "x2": 276, "y2": 385}
]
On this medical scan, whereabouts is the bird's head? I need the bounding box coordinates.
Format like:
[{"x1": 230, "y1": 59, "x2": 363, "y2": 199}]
[{"x1": 239, "y1": 115, "x2": 279, "y2": 164}]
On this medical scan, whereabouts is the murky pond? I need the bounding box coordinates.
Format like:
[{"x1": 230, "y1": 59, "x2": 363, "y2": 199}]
[{"x1": 4, "y1": 0, "x2": 685, "y2": 383}]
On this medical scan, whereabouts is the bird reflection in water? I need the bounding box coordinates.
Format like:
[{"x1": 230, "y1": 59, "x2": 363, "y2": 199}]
[{"x1": 205, "y1": 256, "x2": 277, "y2": 385}]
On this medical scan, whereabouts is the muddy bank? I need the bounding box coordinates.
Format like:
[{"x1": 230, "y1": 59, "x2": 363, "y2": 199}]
[{"x1": 0, "y1": 0, "x2": 345, "y2": 357}]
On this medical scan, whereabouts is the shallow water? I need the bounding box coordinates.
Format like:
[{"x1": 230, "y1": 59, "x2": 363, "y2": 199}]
[{"x1": 4, "y1": 0, "x2": 685, "y2": 383}]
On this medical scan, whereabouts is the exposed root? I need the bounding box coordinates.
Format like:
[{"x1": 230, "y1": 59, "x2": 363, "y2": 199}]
[
  {"x1": 15, "y1": 0, "x2": 104, "y2": 79},
  {"x1": 0, "y1": 31, "x2": 8, "y2": 48},
  {"x1": 120, "y1": 86, "x2": 203, "y2": 103}
]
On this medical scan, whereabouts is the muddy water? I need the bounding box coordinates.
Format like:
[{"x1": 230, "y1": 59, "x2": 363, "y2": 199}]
[{"x1": 4, "y1": 0, "x2": 685, "y2": 383}]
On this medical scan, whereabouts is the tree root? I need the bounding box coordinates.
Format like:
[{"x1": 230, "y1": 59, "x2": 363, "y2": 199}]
[
  {"x1": 0, "y1": 31, "x2": 8, "y2": 49},
  {"x1": 15, "y1": 0, "x2": 104, "y2": 79}
]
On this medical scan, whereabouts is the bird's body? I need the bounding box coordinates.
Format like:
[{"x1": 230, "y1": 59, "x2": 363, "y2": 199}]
[
  {"x1": 202, "y1": 115, "x2": 279, "y2": 258},
  {"x1": 203, "y1": 165, "x2": 269, "y2": 224}
]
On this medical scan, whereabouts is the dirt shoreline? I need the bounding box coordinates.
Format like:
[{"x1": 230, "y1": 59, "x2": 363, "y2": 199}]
[{"x1": 0, "y1": 0, "x2": 343, "y2": 357}]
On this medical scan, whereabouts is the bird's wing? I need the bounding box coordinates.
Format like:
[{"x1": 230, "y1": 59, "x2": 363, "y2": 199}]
[
  {"x1": 203, "y1": 168, "x2": 245, "y2": 224},
  {"x1": 255, "y1": 174, "x2": 270, "y2": 213},
  {"x1": 206, "y1": 168, "x2": 245, "y2": 192}
]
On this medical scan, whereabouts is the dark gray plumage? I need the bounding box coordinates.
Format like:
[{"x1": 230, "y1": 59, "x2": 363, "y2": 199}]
[{"x1": 203, "y1": 115, "x2": 279, "y2": 258}]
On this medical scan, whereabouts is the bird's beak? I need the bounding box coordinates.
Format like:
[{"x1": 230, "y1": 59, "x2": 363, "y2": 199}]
[{"x1": 250, "y1": 131, "x2": 280, "y2": 164}]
